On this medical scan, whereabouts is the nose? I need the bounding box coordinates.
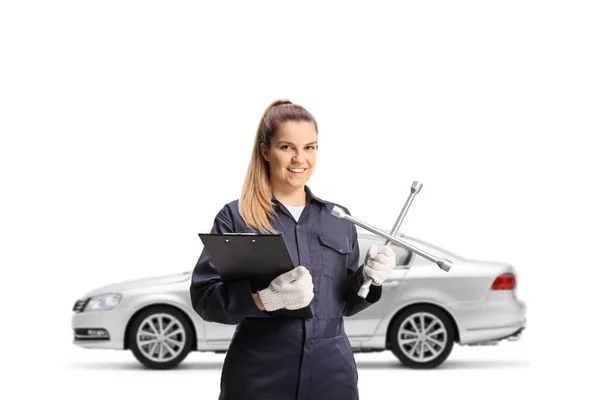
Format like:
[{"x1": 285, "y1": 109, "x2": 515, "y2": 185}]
[{"x1": 292, "y1": 152, "x2": 305, "y2": 164}]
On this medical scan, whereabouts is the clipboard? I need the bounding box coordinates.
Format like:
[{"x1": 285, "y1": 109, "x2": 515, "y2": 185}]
[{"x1": 198, "y1": 232, "x2": 313, "y2": 318}]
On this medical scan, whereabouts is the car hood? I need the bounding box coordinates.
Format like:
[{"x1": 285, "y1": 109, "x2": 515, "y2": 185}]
[{"x1": 83, "y1": 271, "x2": 192, "y2": 298}]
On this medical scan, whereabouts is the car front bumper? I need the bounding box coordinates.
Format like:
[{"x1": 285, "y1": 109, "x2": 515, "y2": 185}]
[{"x1": 71, "y1": 309, "x2": 126, "y2": 350}]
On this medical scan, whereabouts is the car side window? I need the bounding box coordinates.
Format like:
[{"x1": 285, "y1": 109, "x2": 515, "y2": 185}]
[{"x1": 358, "y1": 236, "x2": 411, "y2": 267}]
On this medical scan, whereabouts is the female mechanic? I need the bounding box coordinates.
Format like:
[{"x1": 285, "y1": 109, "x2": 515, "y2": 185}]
[{"x1": 190, "y1": 99, "x2": 396, "y2": 400}]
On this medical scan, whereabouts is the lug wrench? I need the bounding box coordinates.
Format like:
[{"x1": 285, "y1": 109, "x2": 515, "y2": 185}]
[{"x1": 331, "y1": 181, "x2": 452, "y2": 299}]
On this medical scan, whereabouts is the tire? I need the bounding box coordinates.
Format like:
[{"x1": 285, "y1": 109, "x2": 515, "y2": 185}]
[
  {"x1": 389, "y1": 305, "x2": 455, "y2": 369},
  {"x1": 128, "y1": 306, "x2": 193, "y2": 370}
]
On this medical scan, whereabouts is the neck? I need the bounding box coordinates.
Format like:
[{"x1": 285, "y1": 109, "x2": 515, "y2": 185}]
[{"x1": 272, "y1": 184, "x2": 307, "y2": 206}]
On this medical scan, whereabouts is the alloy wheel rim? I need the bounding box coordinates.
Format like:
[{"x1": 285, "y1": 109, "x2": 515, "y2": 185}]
[
  {"x1": 397, "y1": 312, "x2": 447, "y2": 363},
  {"x1": 136, "y1": 313, "x2": 186, "y2": 363}
]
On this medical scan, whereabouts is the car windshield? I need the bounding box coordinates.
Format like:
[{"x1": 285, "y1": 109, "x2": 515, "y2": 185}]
[{"x1": 404, "y1": 236, "x2": 465, "y2": 260}]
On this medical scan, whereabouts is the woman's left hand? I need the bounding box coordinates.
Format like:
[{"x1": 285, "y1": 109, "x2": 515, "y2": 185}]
[{"x1": 362, "y1": 245, "x2": 396, "y2": 286}]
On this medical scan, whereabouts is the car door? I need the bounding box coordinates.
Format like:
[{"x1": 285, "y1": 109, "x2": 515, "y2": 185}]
[
  {"x1": 343, "y1": 234, "x2": 412, "y2": 339},
  {"x1": 204, "y1": 321, "x2": 237, "y2": 345}
]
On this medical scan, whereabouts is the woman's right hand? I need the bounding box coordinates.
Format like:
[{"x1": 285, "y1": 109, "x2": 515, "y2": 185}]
[{"x1": 257, "y1": 266, "x2": 314, "y2": 311}]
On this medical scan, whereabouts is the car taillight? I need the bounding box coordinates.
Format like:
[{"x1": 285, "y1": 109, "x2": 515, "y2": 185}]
[{"x1": 491, "y1": 273, "x2": 516, "y2": 290}]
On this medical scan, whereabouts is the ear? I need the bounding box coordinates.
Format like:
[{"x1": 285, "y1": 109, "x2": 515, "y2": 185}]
[{"x1": 260, "y1": 142, "x2": 270, "y2": 162}]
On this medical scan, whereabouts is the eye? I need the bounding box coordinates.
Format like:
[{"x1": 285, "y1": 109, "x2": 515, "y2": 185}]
[
  {"x1": 306, "y1": 145, "x2": 317, "y2": 150},
  {"x1": 281, "y1": 145, "x2": 292, "y2": 150}
]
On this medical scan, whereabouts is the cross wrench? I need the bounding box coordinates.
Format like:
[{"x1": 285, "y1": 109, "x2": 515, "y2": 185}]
[{"x1": 331, "y1": 181, "x2": 452, "y2": 298}]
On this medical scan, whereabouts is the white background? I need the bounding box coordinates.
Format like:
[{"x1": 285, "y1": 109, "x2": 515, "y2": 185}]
[{"x1": 1, "y1": 0, "x2": 598, "y2": 398}]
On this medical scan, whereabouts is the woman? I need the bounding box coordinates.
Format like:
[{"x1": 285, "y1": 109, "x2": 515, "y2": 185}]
[{"x1": 190, "y1": 100, "x2": 396, "y2": 400}]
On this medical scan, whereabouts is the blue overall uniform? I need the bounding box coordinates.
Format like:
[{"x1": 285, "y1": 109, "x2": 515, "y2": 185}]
[{"x1": 190, "y1": 185, "x2": 382, "y2": 400}]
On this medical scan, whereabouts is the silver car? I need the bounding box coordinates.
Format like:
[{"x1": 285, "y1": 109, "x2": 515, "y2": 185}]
[{"x1": 71, "y1": 231, "x2": 527, "y2": 369}]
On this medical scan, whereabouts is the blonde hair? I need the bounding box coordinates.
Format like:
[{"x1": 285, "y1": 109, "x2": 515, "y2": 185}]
[{"x1": 239, "y1": 99, "x2": 318, "y2": 233}]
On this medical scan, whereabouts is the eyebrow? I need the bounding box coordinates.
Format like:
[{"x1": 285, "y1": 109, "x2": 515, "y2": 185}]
[{"x1": 276, "y1": 141, "x2": 318, "y2": 146}]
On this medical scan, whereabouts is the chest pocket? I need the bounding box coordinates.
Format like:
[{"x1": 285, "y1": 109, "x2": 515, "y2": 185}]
[{"x1": 318, "y1": 233, "x2": 351, "y2": 283}]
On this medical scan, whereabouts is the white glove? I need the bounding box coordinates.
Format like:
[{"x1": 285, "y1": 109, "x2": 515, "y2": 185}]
[
  {"x1": 362, "y1": 245, "x2": 395, "y2": 286},
  {"x1": 257, "y1": 266, "x2": 314, "y2": 311}
]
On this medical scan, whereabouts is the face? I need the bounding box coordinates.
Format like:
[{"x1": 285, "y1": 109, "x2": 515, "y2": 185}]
[{"x1": 260, "y1": 120, "x2": 318, "y2": 190}]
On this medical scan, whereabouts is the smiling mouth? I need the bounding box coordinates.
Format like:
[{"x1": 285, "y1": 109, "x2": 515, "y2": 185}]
[{"x1": 287, "y1": 168, "x2": 307, "y2": 175}]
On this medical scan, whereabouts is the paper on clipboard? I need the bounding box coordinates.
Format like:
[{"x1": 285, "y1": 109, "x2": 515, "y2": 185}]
[{"x1": 198, "y1": 233, "x2": 294, "y2": 282}]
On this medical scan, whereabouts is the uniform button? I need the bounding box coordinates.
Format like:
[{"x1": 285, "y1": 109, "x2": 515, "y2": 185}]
[{"x1": 339, "y1": 248, "x2": 343, "y2": 252}]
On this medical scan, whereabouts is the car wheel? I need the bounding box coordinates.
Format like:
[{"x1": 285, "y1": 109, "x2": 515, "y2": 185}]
[
  {"x1": 389, "y1": 305, "x2": 455, "y2": 369},
  {"x1": 128, "y1": 306, "x2": 193, "y2": 370}
]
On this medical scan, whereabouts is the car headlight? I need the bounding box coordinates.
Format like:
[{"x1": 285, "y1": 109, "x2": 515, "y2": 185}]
[{"x1": 83, "y1": 294, "x2": 122, "y2": 311}]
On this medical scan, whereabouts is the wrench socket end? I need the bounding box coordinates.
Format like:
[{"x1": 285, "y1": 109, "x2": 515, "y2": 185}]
[
  {"x1": 437, "y1": 259, "x2": 452, "y2": 272},
  {"x1": 357, "y1": 282, "x2": 371, "y2": 299},
  {"x1": 331, "y1": 206, "x2": 347, "y2": 219}
]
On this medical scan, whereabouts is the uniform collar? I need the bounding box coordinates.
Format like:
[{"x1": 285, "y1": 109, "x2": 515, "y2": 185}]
[{"x1": 271, "y1": 185, "x2": 326, "y2": 206}]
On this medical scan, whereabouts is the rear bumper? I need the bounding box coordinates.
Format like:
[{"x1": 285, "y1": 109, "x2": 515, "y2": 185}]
[
  {"x1": 454, "y1": 296, "x2": 527, "y2": 344},
  {"x1": 462, "y1": 323, "x2": 526, "y2": 346}
]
